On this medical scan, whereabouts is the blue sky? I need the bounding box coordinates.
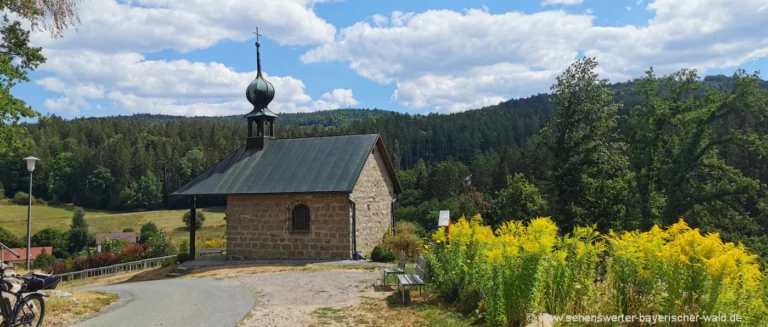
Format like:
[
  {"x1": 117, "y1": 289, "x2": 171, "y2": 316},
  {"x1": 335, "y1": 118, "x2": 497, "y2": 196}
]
[{"x1": 13, "y1": 0, "x2": 768, "y2": 118}]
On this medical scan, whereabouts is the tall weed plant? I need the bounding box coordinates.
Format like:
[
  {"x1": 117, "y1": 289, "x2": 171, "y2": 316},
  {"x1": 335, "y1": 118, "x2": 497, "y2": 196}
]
[
  {"x1": 384, "y1": 221, "x2": 424, "y2": 259},
  {"x1": 606, "y1": 219, "x2": 766, "y2": 325},
  {"x1": 426, "y1": 216, "x2": 768, "y2": 326}
]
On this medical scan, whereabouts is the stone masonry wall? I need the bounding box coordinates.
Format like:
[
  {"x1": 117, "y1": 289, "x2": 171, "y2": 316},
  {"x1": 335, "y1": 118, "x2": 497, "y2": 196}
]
[
  {"x1": 350, "y1": 147, "x2": 396, "y2": 257},
  {"x1": 226, "y1": 193, "x2": 352, "y2": 260}
]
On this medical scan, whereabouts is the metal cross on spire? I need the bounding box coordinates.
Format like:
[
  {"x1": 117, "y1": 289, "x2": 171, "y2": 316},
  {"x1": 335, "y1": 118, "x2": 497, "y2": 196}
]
[{"x1": 253, "y1": 27, "x2": 262, "y2": 43}]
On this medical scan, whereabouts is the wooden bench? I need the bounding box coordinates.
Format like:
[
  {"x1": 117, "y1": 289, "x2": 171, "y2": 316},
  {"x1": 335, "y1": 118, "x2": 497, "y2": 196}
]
[
  {"x1": 396, "y1": 255, "x2": 427, "y2": 303},
  {"x1": 382, "y1": 253, "x2": 407, "y2": 286}
]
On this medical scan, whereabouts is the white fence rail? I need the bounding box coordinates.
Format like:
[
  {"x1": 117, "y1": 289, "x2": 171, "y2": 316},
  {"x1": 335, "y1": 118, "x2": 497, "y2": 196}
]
[
  {"x1": 54, "y1": 255, "x2": 176, "y2": 281},
  {"x1": 53, "y1": 248, "x2": 227, "y2": 281}
]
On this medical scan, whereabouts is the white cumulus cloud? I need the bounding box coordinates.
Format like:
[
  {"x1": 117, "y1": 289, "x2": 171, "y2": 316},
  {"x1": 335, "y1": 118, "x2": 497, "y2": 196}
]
[
  {"x1": 28, "y1": 0, "x2": 768, "y2": 115},
  {"x1": 302, "y1": 0, "x2": 768, "y2": 112},
  {"x1": 312, "y1": 89, "x2": 360, "y2": 110},
  {"x1": 30, "y1": 0, "x2": 352, "y2": 116},
  {"x1": 32, "y1": 0, "x2": 336, "y2": 54},
  {"x1": 36, "y1": 49, "x2": 352, "y2": 116}
]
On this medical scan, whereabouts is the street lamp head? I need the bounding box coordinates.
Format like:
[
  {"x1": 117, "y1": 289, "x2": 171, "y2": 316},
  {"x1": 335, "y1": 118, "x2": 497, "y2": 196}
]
[{"x1": 23, "y1": 156, "x2": 39, "y2": 172}]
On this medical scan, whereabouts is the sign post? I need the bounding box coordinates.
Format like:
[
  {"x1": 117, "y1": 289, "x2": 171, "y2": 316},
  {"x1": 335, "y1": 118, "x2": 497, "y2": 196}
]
[{"x1": 438, "y1": 210, "x2": 451, "y2": 244}]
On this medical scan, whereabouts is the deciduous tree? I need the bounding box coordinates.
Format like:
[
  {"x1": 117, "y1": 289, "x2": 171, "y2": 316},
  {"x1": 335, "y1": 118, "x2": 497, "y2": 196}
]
[
  {"x1": 31, "y1": 227, "x2": 69, "y2": 258},
  {"x1": 183, "y1": 210, "x2": 206, "y2": 230},
  {"x1": 629, "y1": 69, "x2": 768, "y2": 237},
  {"x1": 493, "y1": 173, "x2": 547, "y2": 227},
  {"x1": 0, "y1": 227, "x2": 22, "y2": 247},
  {"x1": 0, "y1": 0, "x2": 80, "y2": 169}
]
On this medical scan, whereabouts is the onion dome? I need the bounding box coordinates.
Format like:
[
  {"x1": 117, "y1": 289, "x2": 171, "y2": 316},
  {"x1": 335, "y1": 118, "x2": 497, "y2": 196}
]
[{"x1": 245, "y1": 41, "x2": 277, "y2": 116}]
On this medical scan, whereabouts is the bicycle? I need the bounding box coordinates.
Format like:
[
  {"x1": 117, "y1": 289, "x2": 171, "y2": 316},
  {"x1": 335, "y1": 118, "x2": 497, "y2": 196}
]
[{"x1": 0, "y1": 244, "x2": 60, "y2": 327}]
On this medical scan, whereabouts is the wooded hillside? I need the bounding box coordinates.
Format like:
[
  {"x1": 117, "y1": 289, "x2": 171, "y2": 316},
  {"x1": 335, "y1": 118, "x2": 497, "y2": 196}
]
[{"x1": 2, "y1": 68, "x2": 768, "y2": 257}]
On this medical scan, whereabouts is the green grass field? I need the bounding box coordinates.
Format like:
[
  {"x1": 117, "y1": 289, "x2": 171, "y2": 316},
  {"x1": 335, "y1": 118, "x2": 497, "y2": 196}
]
[{"x1": 0, "y1": 204, "x2": 226, "y2": 242}]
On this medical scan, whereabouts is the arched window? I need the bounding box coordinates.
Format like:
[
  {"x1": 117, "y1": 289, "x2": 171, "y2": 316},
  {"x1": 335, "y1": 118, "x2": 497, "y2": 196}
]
[{"x1": 291, "y1": 204, "x2": 310, "y2": 232}]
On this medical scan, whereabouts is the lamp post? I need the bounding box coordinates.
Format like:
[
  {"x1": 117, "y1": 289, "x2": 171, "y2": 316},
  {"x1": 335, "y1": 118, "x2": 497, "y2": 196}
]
[{"x1": 23, "y1": 156, "x2": 39, "y2": 270}]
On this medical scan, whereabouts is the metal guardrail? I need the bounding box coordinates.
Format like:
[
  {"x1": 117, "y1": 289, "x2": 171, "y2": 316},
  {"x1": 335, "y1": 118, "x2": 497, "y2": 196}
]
[
  {"x1": 54, "y1": 255, "x2": 176, "y2": 281},
  {"x1": 196, "y1": 248, "x2": 225, "y2": 257},
  {"x1": 52, "y1": 248, "x2": 227, "y2": 281}
]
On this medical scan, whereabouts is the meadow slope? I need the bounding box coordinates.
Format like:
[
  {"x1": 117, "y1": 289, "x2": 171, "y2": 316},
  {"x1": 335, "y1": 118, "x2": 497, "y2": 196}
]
[{"x1": 0, "y1": 204, "x2": 226, "y2": 242}]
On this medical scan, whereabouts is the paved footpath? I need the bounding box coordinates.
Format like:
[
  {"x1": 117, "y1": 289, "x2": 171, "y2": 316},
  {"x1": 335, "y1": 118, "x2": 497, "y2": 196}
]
[{"x1": 71, "y1": 279, "x2": 257, "y2": 327}]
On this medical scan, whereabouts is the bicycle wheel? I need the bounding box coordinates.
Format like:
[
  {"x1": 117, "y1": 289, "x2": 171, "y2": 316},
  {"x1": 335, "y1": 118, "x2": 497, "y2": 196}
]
[{"x1": 11, "y1": 294, "x2": 45, "y2": 327}]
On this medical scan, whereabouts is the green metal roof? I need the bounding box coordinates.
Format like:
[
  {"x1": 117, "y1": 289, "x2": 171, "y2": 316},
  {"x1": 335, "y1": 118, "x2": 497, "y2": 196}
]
[
  {"x1": 172, "y1": 134, "x2": 401, "y2": 196},
  {"x1": 244, "y1": 107, "x2": 277, "y2": 118}
]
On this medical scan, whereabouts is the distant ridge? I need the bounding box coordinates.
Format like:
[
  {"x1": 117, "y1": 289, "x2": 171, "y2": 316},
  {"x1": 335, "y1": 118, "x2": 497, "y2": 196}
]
[
  {"x1": 72, "y1": 74, "x2": 767, "y2": 128},
  {"x1": 88, "y1": 108, "x2": 394, "y2": 127}
]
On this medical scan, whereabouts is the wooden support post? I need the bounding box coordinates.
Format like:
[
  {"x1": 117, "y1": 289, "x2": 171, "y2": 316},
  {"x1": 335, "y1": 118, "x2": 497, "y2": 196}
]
[{"x1": 190, "y1": 196, "x2": 196, "y2": 261}]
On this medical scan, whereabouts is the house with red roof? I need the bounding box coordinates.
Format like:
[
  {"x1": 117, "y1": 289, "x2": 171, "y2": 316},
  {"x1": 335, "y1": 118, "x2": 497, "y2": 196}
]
[{"x1": 0, "y1": 247, "x2": 53, "y2": 268}]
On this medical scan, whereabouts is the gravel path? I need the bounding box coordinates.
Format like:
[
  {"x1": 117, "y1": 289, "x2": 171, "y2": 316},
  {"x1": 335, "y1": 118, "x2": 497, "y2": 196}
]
[
  {"x1": 71, "y1": 279, "x2": 257, "y2": 327},
  {"x1": 232, "y1": 270, "x2": 380, "y2": 327}
]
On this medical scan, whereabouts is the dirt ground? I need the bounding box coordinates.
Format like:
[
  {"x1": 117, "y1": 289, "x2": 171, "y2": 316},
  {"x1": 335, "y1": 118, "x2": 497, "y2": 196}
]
[{"x1": 228, "y1": 270, "x2": 385, "y2": 327}]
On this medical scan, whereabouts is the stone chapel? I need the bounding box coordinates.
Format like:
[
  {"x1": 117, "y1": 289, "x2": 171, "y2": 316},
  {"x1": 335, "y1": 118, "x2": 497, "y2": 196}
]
[{"x1": 173, "y1": 36, "x2": 401, "y2": 261}]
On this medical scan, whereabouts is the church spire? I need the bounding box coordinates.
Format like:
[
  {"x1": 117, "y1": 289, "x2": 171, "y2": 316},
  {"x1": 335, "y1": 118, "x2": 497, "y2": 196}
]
[
  {"x1": 245, "y1": 27, "x2": 276, "y2": 111},
  {"x1": 245, "y1": 27, "x2": 277, "y2": 150},
  {"x1": 255, "y1": 27, "x2": 263, "y2": 77}
]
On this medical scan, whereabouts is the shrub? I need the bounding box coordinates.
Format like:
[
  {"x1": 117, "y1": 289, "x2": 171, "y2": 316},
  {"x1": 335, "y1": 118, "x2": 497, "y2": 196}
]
[
  {"x1": 118, "y1": 243, "x2": 150, "y2": 262},
  {"x1": 371, "y1": 245, "x2": 396, "y2": 262},
  {"x1": 71, "y1": 256, "x2": 90, "y2": 271},
  {"x1": 89, "y1": 252, "x2": 119, "y2": 268},
  {"x1": 12, "y1": 192, "x2": 33, "y2": 205},
  {"x1": 178, "y1": 238, "x2": 190, "y2": 254},
  {"x1": 101, "y1": 238, "x2": 128, "y2": 253},
  {"x1": 50, "y1": 242, "x2": 157, "y2": 274},
  {"x1": 182, "y1": 210, "x2": 206, "y2": 230},
  {"x1": 32, "y1": 249, "x2": 56, "y2": 270},
  {"x1": 49, "y1": 260, "x2": 70, "y2": 274},
  {"x1": 383, "y1": 221, "x2": 423, "y2": 259},
  {"x1": 122, "y1": 228, "x2": 135, "y2": 232},
  {"x1": 148, "y1": 231, "x2": 176, "y2": 257},
  {"x1": 176, "y1": 252, "x2": 191, "y2": 263},
  {"x1": 139, "y1": 222, "x2": 159, "y2": 243},
  {"x1": 161, "y1": 257, "x2": 178, "y2": 267}
]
